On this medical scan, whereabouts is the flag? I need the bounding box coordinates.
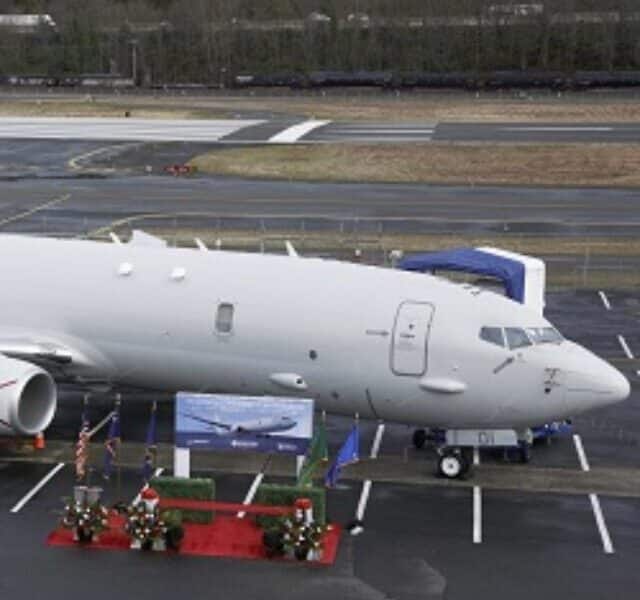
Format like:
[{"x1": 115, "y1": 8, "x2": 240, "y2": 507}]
[
  {"x1": 103, "y1": 407, "x2": 121, "y2": 480},
  {"x1": 297, "y1": 421, "x2": 328, "y2": 487},
  {"x1": 75, "y1": 400, "x2": 90, "y2": 481},
  {"x1": 141, "y1": 402, "x2": 157, "y2": 482},
  {"x1": 325, "y1": 423, "x2": 359, "y2": 488}
]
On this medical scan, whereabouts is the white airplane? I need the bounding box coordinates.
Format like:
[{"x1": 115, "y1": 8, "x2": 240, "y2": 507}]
[
  {"x1": 0, "y1": 234, "x2": 629, "y2": 477},
  {"x1": 181, "y1": 412, "x2": 297, "y2": 435}
]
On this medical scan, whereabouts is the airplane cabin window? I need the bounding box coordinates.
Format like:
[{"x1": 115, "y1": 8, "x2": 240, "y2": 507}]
[
  {"x1": 505, "y1": 327, "x2": 532, "y2": 349},
  {"x1": 215, "y1": 303, "x2": 234, "y2": 334},
  {"x1": 525, "y1": 327, "x2": 564, "y2": 344},
  {"x1": 479, "y1": 326, "x2": 505, "y2": 347}
]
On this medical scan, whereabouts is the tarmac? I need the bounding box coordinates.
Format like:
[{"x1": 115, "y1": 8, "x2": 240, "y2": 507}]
[{"x1": 0, "y1": 133, "x2": 638, "y2": 599}]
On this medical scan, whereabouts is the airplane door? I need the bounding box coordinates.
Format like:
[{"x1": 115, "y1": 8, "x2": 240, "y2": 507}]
[{"x1": 391, "y1": 301, "x2": 434, "y2": 376}]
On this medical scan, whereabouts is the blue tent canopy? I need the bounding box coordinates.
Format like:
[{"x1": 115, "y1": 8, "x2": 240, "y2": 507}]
[{"x1": 397, "y1": 247, "x2": 526, "y2": 303}]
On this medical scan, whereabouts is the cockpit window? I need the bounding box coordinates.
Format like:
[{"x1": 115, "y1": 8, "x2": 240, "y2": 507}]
[
  {"x1": 525, "y1": 327, "x2": 564, "y2": 344},
  {"x1": 505, "y1": 327, "x2": 532, "y2": 349},
  {"x1": 479, "y1": 327, "x2": 505, "y2": 347}
]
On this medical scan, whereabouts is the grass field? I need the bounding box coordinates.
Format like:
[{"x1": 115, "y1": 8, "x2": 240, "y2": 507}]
[
  {"x1": 189, "y1": 142, "x2": 640, "y2": 187},
  {"x1": 2, "y1": 92, "x2": 640, "y2": 122}
]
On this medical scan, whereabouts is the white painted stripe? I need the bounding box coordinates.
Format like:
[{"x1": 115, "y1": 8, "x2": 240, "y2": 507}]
[
  {"x1": 590, "y1": 493, "x2": 614, "y2": 554},
  {"x1": 331, "y1": 129, "x2": 434, "y2": 134},
  {"x1": 237, "y1": 472, "x2": 265, "y2": 518},
  {"x1": 370, "y1": 423, "x2": 385, "y2": 458},
  {"x1": 268, "y1": 120, "x2": 330, "y2": 143},
  {"x1": 618, "y1": 335, "x2": 634, "y2": 359},
  {"x1": 0, "y1": 117, "x2": 264, "y2": 142},
  {"x1": 0, "y1": 194, "x2": 69, "y2": 228},
  {"x1": 10, "y1": 463, "x2": 65, "y2": 513},
  {"x1": 473, "y1": 446, "x2": 480, "y2": 466},
  {"x1": 88, "y1": 411, "x2": 115, "y2": 438},
  {"x1": 598, "y1": 291, "x2": 611, "y2": 310},
  {"x1": 355, "y1": 480, "x2": 373, "y2": 522},
  {"x1": 354, "y1": 423, "x2": 386, "y2": 523},
  {"x1": 573, "y1": 434, "x2": 590, "y2": 472},
  {"x1": 503, "y1": 126, "x2": 613, "y2": 132},
  {"x1": 132, "y1": 467, "x2": 165, "y2": 504},
  {"x1": 473, "y1": 486, "x2": 482, "y2": 544}
]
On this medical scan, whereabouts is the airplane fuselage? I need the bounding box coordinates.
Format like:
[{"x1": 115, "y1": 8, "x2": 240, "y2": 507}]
[{"x1": 0, "y1": 235, "x2": 629, "y2": 430}]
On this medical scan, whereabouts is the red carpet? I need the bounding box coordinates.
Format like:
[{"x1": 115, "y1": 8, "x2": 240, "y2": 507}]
[{"x1": 48, "y1": 513, "x2": 341, "y2": 565}]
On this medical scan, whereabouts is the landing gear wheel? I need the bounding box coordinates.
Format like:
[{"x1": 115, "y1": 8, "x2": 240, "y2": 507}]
[
  {"x1": 412, "y1": 428, "x2": 427, "y2": 449},
  {"x1": 438, "y1": 450, "x2": 469, "y2": 479}
]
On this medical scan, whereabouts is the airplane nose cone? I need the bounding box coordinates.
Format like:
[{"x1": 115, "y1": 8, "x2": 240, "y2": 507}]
[
  {"x1": 605, "y1": 365, "x2": 631, "y2": 404},
  {"x1": 562, "y1": 342, "x2": 631, "y2": 412}
]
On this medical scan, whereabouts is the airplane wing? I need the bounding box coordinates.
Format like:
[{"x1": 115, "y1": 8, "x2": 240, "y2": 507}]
[
  {"x1": 0, "y1": 334, "x2": 109, "y2": 387},
  {"x1": 181, "y1": 412, "x2": 232, "y2": 430}
]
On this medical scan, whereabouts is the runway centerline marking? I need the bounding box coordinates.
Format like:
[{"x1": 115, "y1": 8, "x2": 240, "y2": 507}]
[
  {"x1": 10, "y1": 462, "x2": 65, "y2": 513},
  {"x1": 502, "y1": 126, "x2": 614, "y2": 132},
  {"x1": 268, "y1": 120, "x2": 330, "y2": 143},
  {"x1": 617, "y1": 335, "x2": 634, "y2": 359},
  {"x1": 0, "y1": 193, "x2": 69, "y2": 229},
  {"x1": 598, "y1": 291, "x2": 611, "y2": 310},
  {"x1": 355, "y1": 422, "x2": 385, "y2": 523}
]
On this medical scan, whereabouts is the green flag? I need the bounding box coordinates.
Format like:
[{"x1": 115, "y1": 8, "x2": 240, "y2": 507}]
[{"x1": 297, "y1": 421, "x2": 328, "y2": 487}]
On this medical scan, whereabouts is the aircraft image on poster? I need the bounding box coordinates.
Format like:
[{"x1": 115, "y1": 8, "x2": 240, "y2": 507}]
[
  {"x1": 175, "y1": 393, "x2": 313, "y2": 454},
  {"x1": 180, "y1": 411, "x2": 297, "y2": 436}
]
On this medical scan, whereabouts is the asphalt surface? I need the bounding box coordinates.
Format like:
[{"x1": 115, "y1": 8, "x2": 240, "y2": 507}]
[
  {"x1": 0, "y1": 137, "x2": 639, "y2": 599},
  {"x1": 2, "y1": 117, "x2": 640, "y2": 144},
  {"x1": 1, "y1": 287, "x2": 640, "y2": 600}
]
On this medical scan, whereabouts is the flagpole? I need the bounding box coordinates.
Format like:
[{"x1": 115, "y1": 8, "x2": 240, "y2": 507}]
[
  {"x1": 115, "y1": 394, "x2": 122, "y2": 504},
  {"x1": 84, "y1": 394, "x2": 91, "y2": 487}
]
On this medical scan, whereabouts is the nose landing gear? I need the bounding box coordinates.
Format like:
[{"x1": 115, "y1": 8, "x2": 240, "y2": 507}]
[{"x1": 437, "y1": 448, "x2": 471, "y2": 479}]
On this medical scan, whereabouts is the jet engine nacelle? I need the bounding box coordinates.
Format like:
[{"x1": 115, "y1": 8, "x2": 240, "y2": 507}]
[{"x1": 0, "y1": 356, "x2": 57, "y2": 436}]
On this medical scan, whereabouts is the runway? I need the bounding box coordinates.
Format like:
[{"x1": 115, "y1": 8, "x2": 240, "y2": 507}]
[{"x1": 1, "y1": 116, "x2": 640, "y2": 144}]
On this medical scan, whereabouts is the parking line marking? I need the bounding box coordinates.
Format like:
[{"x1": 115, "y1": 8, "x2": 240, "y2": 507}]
[
  {"x1": 618, "y1": 335, "x2": 634, "y2": 359},
  {"x1": 237, "y1": 471, "x2": 265, "y2": 519},
  {"x1": 10, "y1": 462, "x2": 65, "y2": 513},
  {"x1": 132, "y1": 467, "x2": 165, "y2": 504},
  {"x1": 356, "y1": 480, "x2": 373, "y2": 522},
  {"x1": 598, "y1": 291, "x2": 611, "y2": 310},
  {"x1": 268, "y1": 120, "x2": 330, "y2": 143},
  {"x1": 355, "y1": 422, "x2": 386, "y2": 523},
  {"x1": 473, "y1": 486, "x2": 482, "y2": 544},
  {"x1": 573, "y1": 434, "x2": 591, "y2": 472},
  {"x1": 473, "y1": 446, "x2": 480, "y2": 466},
  {"x1": 590, "y1": 493, "x2": 615, "y2": 554},
  {"x1": 370, "y1": 423, "x2": 385, "y2": 459}
]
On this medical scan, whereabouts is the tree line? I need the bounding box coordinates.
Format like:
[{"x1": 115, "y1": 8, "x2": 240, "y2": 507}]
[{"x1": 1, "y1": 1, "x2": 640, "y2": 84}]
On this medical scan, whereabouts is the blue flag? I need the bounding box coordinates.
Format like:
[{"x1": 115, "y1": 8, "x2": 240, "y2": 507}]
[
  {"x1": 103, "y1": 408, "x2": 121, "y2": 480},
  {"x1": 325, "y1": 423, "x2": 359, "y2": 488},
  {"x1": 142, "y1": 402, "x2": 157, "y2": 482}
]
